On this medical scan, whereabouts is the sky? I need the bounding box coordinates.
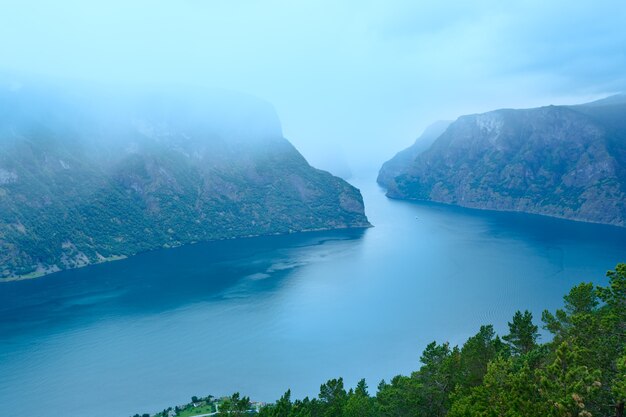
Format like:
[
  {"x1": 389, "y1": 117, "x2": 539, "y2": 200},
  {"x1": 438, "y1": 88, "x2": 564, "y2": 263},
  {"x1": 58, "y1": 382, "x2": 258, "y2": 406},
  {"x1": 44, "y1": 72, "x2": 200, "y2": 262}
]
[{"x1": 1, "y1": 0, "x2": 625, "y2": 175}]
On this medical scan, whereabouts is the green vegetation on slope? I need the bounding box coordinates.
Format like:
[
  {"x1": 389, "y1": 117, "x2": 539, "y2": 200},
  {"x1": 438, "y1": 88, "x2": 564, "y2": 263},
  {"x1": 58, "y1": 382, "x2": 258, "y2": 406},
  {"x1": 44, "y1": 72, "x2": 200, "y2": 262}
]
[
  {"x1": 137, "y1": 393, "x2": 256, "y2": 417},
  {"x1": 140, "y1": 263, "x2": 626, "y2": 417},
  {"x1": 378, "y1": 97, "x2": 626, "y2": 227},
  {"x1": 0, "y1": 85, "x2": 370, "y2": 280}
]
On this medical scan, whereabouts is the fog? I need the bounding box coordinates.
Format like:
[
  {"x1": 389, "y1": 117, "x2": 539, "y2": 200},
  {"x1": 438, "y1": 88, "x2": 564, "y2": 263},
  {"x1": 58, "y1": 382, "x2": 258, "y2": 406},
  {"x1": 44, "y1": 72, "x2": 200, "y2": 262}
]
[
  {"x1": 0, "y1": 77, "x2": 283, "y2": 146},
  {"x1": 1, "y1": 0, "x2": 625, "y2": 176}
]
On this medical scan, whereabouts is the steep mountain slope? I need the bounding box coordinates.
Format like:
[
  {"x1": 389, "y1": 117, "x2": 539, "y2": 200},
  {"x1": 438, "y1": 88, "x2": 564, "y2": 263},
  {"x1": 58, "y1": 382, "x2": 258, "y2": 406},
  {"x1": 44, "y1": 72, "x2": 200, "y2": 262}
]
[
  {"x1": 377, "y1": 120, "x2": 451, "y2": 186},
  {"x1": 378, "y1": 97, "x2": 626, "y2": 227},
  {"x1": 0, "y1": 81, "x2": 370, "y2": 280}
]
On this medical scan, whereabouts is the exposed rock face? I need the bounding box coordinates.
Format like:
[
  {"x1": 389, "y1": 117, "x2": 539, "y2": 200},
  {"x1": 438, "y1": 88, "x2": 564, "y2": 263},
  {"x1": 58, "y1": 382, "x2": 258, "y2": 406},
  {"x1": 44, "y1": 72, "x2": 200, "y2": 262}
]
[
  {"x1": 0, "y1": 81, "x2": 370, "y2": 279},
  {"x1": 378, "y1": 97, "x2": 626, "y2": 227}
]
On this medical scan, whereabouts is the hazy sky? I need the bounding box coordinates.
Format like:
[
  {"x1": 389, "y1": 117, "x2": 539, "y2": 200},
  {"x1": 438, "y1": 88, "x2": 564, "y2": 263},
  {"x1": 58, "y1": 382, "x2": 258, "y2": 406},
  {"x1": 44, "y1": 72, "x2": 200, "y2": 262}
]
[{"x1": 1, "y1": 0, "x2": 625, "y2": 173}]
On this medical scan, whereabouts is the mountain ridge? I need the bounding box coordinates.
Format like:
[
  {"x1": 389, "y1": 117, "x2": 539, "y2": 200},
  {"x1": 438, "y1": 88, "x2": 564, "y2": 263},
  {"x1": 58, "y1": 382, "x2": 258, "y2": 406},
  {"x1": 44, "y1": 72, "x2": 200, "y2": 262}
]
[
  {"x1": 0, "y1": 81, "x2": 370, "y2": 280},
  {"x1": 378, "y1": 95, "x2": 626, "y2": 227}
]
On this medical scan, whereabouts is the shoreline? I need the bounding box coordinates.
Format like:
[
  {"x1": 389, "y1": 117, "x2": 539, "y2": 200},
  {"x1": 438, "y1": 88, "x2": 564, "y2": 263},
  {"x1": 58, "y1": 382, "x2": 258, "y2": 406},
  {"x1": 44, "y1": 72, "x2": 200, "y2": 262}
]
[
  {"x1": 382, "y1": 191, "x2": 626, "y2": 229},
  {"x1": 0, "y1": 224, "x2": 372, "y2": 283}
]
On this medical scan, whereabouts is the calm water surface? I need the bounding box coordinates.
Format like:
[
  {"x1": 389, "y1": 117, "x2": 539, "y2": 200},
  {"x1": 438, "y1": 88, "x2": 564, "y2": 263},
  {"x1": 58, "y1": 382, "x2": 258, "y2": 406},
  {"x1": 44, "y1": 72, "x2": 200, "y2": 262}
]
[{"x1": 1, "y1": 177, "x2": 625, "y2": 417}]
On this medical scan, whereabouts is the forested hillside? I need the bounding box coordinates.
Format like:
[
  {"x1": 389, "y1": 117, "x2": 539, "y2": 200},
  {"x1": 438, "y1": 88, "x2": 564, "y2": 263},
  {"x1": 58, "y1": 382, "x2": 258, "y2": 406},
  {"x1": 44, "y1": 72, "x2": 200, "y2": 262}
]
[{"x1": 0, "y1": 82, "x2": 370, "y2": 280}]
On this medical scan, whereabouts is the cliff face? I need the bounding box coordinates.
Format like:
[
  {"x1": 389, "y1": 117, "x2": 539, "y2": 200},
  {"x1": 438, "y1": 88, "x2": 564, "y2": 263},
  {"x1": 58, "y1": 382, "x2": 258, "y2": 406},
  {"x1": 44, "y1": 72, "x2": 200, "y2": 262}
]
[
  {"x1": 0, "y1": 83, "x2": 370, "y2": 279},
  {"x1": 378, "y1": 97, "x2": 626, "y2": 227}
]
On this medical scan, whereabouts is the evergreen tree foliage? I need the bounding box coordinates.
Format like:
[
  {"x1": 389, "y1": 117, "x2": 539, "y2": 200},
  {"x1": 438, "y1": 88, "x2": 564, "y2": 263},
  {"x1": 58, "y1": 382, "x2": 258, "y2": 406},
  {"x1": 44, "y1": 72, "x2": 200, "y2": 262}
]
[
  {"x1": 143, "y1": 263, "x2": 626, "y2": 417},
  {"x1": 503, "y1": 310, "x2": 540, "y2": 355}
]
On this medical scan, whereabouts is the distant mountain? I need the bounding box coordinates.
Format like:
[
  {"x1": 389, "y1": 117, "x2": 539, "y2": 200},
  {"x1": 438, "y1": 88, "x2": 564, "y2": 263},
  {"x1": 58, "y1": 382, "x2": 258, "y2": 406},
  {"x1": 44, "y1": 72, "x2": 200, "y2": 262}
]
[
  {"x1": 575, "y1": 93, "x2": 626, "y2": 107},
  {"x1": 377, "y1": 120, "x2": 452, "y2": 186},
  {"x1": 378, "y1": 95, "x2": 626, "y2": 227},
  {"x1": 0, "y1": 80, "x2": 370, "y2": 280},
  {"x1": 302, "y1": 145, "x2": 354, "y2": 181}
]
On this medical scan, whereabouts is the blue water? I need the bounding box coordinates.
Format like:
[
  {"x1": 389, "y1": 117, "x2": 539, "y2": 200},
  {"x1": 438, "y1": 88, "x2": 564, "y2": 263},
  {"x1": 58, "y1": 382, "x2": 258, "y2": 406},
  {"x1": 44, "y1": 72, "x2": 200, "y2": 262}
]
[{"x1": 1, "y1": 178, "x2": 625, "y2": 417}]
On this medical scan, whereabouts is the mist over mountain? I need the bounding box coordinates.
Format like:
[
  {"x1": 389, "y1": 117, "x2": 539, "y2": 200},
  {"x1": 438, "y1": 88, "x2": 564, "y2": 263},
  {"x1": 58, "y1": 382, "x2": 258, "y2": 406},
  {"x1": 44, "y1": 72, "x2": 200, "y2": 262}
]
[
  {"x1": 0, "y1": 79, "x2": 370, "y2": 280},
  {"x1": 378, "y1": 95, "x2": 626, "y2": 227},
  {"x1": 377, "y1": 120, "x2": 452, "y2": 187}
]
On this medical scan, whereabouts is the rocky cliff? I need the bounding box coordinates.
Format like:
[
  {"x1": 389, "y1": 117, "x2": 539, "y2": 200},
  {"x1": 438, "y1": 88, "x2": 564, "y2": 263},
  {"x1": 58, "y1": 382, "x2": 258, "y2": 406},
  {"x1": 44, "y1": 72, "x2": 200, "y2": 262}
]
[
  {"x1": 0, "y1": 80, "x2": 370, "y2": 280},
  {"x1": 378, "y1": 96, "x2": 626, "y2": 227}
]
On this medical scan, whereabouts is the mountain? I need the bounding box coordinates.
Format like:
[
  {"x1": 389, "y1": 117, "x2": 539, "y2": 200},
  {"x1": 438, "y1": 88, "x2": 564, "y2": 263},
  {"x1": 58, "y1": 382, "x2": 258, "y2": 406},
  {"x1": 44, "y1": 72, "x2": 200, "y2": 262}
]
[
  {"x1": 377, "y1": 120, "x2": 451, "y2": 186},
  {"x1": 378, "y1": 95, "x2": 626, "y2": 227},
  {"x1": 0, "y1": 80, "x2": 370, "y2": 280},
  {"x1": 575, "y1": 93, "x2": 626, "y2": 107}
]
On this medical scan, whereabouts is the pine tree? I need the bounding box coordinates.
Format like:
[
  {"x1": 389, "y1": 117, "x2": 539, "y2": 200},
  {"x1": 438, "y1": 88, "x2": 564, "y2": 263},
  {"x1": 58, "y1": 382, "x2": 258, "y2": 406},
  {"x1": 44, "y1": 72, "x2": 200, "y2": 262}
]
[
  {"x1": 503, "y1": 310, "x2": 539, "y2": 355},
  {"x1": 537, "y1": 342, "x2": 601, "y2": 417},
  {"x1": 344, "y1": 379, "x2": 375, "y2": 417}
]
